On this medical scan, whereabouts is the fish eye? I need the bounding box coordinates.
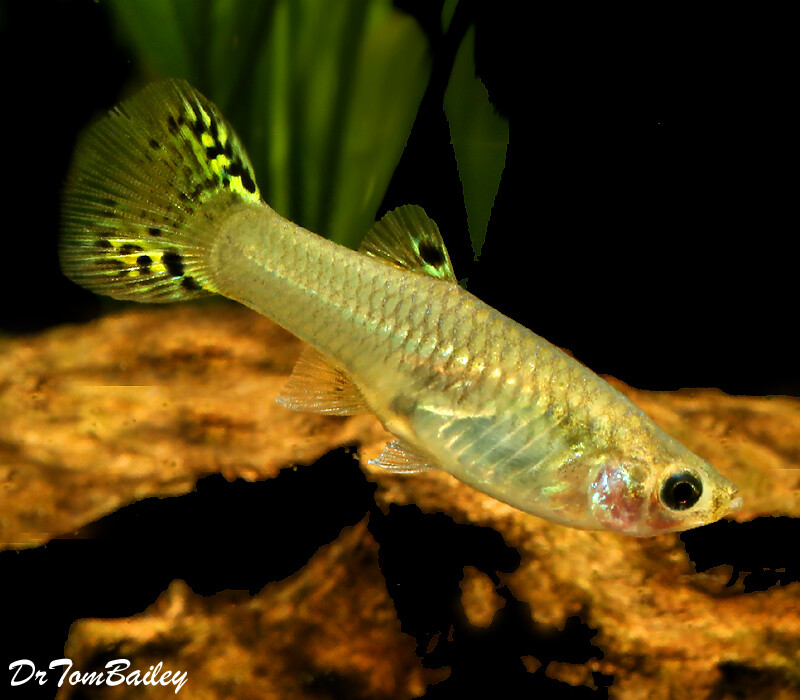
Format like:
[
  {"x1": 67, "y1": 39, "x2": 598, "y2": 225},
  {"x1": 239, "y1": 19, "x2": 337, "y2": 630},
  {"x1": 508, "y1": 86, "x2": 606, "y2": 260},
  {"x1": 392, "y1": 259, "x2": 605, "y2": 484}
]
[{"x1": 660, "y1": 471, "x2": 703, "y2": 510}]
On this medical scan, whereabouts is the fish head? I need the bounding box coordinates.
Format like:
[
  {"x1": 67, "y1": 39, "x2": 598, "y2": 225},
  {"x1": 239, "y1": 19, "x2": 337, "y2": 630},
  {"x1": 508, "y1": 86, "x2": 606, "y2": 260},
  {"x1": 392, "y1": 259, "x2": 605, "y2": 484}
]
[{"x1": 586, "y1": 447, "x2": 741, "y2": 537}]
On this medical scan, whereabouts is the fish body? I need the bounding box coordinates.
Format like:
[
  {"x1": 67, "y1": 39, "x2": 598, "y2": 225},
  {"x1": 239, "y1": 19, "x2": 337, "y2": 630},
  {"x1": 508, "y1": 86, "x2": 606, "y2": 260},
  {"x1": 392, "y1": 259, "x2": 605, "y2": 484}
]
[{"x1": 60, "y1": 80, "x2": 740, "y2": 535}]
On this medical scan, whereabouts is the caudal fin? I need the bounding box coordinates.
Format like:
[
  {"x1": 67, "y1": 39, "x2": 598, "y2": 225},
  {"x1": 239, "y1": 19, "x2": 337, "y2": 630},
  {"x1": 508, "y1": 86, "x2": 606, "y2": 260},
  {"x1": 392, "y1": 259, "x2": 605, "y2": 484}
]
[{"x1": 60, "y1": 79, "x2": 263, "y2": 302}]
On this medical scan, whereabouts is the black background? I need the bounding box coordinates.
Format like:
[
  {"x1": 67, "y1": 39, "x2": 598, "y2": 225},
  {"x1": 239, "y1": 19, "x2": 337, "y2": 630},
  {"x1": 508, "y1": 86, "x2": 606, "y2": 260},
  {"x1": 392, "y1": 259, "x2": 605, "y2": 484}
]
[
  {"x1": 0, "y1": 2, "x2": 796, "y2": 699},
  {"x1": 1, "y1": 0, "x2": 797, "y2": 396}
]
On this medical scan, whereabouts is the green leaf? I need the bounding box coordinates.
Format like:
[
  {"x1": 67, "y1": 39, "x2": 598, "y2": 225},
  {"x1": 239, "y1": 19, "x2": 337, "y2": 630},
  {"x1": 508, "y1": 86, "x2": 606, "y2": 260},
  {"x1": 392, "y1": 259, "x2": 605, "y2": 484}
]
[
  {"x1": 106, "y1": 0, "x2": 194, "y2": 80},
  {"x1": 105, "y1": 0, "x2": 430, "y2": 247},
  {"x1": 441, "y1": 0, "x2": 459, "y2": 33},
  {"x1": 204, "y1": 0, "x2": 279, "y2": 114},
  {"x1": 325, "y1": 4, "x2": 430, "y2": 246},
  {"x1": 444, "y1": 25, "x2": 509, "y2": 260},
  {"x1": 250, "y1": 0, "x2": 430, "y2": 246}
]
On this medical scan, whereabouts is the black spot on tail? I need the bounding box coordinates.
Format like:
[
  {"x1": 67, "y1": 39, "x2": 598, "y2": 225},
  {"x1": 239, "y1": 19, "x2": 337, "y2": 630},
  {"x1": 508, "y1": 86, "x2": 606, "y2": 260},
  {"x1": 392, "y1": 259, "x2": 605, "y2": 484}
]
[
  {"x1": 181, "y1": 276, "x2": 200, "y2": 291},
  {"x1": 148, "y1": 227, "x2": 162, "y2": 237},
  {"x1": 206, "y1": 144, "x2": 225, "y2": 160},
  {"x1": 136, "y1": 255, "x2": 152, "y2": 274},
  {"x1": 162, "y1": 252, "x2": 185, "y2": 277},
  {"x1": 240, "y1": 171, "x2": 256, "y2": 194},
  {"x1": 227, "y1": 161, "x2": 257, "y2": 193},
  {"x1": 189, "y1": 116, "x2": 204, "y2": 139},
  {"x1": 209, "y1": 114, "x2": 219, "y2": 141}
]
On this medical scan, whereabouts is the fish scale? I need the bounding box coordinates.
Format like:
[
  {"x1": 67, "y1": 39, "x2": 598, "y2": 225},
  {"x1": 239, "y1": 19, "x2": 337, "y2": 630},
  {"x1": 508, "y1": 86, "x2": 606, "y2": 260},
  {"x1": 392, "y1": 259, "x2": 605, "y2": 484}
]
[
  {"x1": 207, "y1": 199, "x2": 732, "y2": 533},
  {"x1": 59, "y1": 79, "x2": 741, "y2": 535}
]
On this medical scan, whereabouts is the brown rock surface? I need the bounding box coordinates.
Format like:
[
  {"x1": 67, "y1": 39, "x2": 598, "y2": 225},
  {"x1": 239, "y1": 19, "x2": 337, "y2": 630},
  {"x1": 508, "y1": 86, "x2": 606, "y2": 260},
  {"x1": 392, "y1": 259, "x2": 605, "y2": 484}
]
[
  {"x1": 0, "y1": 304, "x2": 387, "y2": 550},
  {"x1": 1, "y1": 305, "x2": 799, "y2": 698},
  {"x1": 57, "y1": 523, "x2": 437, "y2": 700}
]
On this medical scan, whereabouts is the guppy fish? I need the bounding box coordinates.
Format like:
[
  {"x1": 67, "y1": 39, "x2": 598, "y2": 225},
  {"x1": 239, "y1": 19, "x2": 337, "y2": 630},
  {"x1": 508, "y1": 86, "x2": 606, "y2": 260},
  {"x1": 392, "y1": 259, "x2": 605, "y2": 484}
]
[{"x1": 60, "y1": 79, "x2": 740, "y2": 536}]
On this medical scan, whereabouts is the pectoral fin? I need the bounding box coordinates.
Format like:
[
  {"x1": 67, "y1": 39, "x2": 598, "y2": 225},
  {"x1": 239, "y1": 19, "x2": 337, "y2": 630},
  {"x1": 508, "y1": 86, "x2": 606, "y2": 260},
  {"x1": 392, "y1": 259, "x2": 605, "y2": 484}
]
[{"x1": 276, "y1": 347, "x2": 370, "y2": 415}]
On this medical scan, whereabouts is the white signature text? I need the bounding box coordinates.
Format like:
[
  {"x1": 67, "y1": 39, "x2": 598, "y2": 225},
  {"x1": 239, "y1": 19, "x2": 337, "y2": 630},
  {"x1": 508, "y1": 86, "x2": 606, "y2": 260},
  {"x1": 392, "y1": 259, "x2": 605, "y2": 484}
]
[{"x1": 9, "y1": 658, "x2": 187, "y2": 694}]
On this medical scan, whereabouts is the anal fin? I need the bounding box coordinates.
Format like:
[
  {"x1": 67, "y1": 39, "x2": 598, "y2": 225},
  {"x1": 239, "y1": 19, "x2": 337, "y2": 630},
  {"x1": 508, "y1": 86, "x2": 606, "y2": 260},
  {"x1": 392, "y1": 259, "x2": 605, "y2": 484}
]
[
  {"x1": 276, "y1": 347, "x2": 369, "y2": 415},
  {"x1": 368, "y1": 439, "x2": 439, "y2": 474}
]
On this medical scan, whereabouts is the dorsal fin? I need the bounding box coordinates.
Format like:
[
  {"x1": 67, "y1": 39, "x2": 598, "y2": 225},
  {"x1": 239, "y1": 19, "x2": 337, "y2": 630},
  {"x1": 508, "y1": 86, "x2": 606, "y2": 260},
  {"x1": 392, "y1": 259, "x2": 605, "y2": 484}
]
[
  {"x1": 276, "y1": 347, "x2": 370, "y2": 415},
  {"x1": 359, "y1": 205, "x2": 456, "y2": 281}
]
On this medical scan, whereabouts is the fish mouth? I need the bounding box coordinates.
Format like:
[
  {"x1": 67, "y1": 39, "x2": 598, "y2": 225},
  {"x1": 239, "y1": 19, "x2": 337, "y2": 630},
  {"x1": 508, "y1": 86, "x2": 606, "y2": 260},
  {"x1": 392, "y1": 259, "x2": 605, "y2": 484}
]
[{"x1": 728, "y1": 496, "x2": 743, "y2": 512}]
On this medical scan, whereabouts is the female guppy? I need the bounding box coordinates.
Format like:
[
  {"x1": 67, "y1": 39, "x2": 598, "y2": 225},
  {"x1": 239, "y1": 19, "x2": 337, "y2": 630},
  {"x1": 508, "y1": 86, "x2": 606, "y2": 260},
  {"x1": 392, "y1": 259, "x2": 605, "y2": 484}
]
[{"x1": 60, "y1": 79, "x2": 740, "y2": 536}]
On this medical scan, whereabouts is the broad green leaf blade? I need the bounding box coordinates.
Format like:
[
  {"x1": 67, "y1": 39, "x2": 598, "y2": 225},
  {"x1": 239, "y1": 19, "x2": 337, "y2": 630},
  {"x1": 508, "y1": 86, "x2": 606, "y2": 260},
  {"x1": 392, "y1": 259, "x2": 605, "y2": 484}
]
[
  {"x1": 106, "y1": 0, "x2": 194, "y2": 81},
  {"x1": 327, "y1": 5, "x2": 430, "y2": 246},
  {"x1": 106, "y1": 0, "x2": 430, "y2": 248},
  {"x1": 250, "y1": 0, "x2": 430, "y2": 246},
  {"x1": 248, "y1": 0, "x2": 293, "y2": 218},
  {"x1": 444, "y1": 26, "x2": 509, "y2": 260},
  {"x1": 441, "y1": 0, "x2": 459, "y2": 33},
  {"x1": 205, "y1": 0, "x2": 279, "y2": 114},
  {"x1": 288, "y1": 0, "x2": 371, "y2": 235}
]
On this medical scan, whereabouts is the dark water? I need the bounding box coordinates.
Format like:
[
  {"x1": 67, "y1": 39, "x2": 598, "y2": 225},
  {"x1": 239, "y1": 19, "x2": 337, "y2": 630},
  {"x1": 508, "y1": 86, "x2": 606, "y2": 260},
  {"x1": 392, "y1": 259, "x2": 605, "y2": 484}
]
[{"x1": 0, "y1": 0, "x2": 797, "y2": 396}]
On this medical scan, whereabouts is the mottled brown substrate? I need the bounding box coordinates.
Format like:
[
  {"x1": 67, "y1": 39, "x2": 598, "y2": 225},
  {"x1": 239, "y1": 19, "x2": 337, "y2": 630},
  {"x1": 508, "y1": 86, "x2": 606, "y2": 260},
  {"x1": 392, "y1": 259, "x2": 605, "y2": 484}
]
[
  {"x1": 0, "y1": 304, "x2": 387, "y2": 550},
  {"x1": 59, "y1": 523, "x2": 437, "y2": 700},
  {"x1": 1, "y1": 305, "x2": 798, "y2": 699}
]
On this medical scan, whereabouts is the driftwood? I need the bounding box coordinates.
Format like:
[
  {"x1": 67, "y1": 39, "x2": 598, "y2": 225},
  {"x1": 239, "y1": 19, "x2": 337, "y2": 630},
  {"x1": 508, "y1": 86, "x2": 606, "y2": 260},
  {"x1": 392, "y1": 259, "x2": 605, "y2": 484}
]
[{"x1": 1, "y1": 304, "x2": 798, "y2": 698}]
